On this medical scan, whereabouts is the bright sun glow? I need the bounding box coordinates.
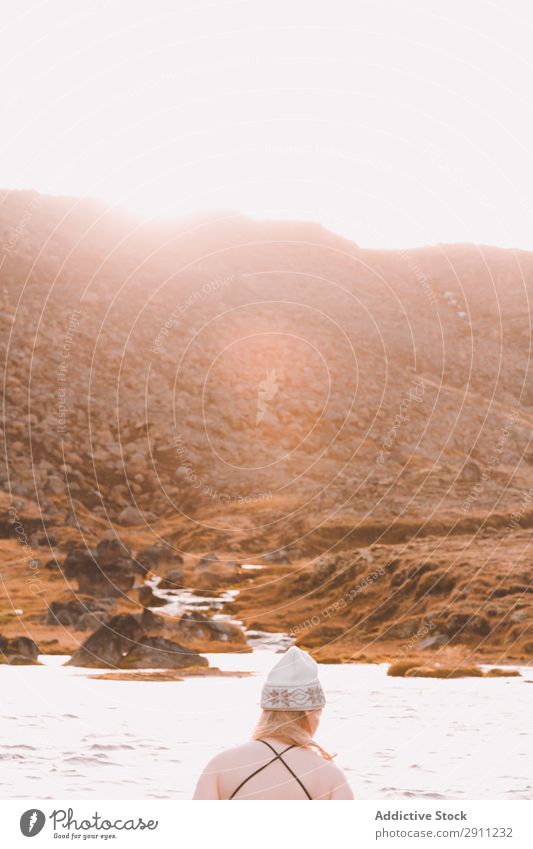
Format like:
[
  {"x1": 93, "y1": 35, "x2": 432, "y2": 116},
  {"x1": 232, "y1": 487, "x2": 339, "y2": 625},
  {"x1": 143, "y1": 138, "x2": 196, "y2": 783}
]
[{"x1": 1, "y1": 0, "x2": 533, "y2": 248}]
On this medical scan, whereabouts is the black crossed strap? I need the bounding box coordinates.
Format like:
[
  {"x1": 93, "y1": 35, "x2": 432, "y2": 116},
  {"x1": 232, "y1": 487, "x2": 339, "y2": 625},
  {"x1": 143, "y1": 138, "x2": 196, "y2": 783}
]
[{"x1": 229, "y1": 739, "x2": 312, "y2": 800}]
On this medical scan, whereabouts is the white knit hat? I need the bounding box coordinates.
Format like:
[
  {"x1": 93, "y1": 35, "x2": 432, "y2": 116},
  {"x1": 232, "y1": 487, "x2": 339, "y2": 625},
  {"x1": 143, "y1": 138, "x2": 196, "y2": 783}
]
[{"x1": 260, "y1": 646, "x2": 326, "y2": 711}]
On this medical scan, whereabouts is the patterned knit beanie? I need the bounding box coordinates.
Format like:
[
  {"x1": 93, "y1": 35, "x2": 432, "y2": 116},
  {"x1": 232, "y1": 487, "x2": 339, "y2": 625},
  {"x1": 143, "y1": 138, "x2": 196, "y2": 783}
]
[{"x1": 260, "y1": 646, "x2": 326, "y2": 711}]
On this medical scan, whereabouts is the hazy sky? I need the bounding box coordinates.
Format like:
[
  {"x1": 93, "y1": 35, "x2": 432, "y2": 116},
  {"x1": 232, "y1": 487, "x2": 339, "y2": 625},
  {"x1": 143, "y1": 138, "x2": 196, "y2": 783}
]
[{"x1": 1, "y1": 0, "x2": 533, "y2": 248}]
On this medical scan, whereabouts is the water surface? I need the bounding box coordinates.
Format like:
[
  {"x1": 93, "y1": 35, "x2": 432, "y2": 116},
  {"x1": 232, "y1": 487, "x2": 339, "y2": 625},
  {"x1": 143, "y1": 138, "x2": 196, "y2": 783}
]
[{"x1": 1, "y1": 652, "x2": 531, "y2": 799}]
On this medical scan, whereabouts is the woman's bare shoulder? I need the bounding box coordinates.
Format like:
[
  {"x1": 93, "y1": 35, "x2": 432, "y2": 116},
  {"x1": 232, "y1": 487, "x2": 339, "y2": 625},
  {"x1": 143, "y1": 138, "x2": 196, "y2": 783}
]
[
  {"x1": 319, "y1": 759, "x2": 355, "y2": 799},
  {"x1": 204, "y1": 741, "x2": 266, "y2": 769}
]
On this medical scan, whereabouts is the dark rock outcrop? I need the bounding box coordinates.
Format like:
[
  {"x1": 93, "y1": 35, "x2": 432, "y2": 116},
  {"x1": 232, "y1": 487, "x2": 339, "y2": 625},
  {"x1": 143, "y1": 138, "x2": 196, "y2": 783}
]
[
  {"x1": 177, "y1": 611, "x2": 246, "y2": 644},
  {"x1": 193, "y1": 557, "x2": 240, "y2": 590},
  {"x1": 138, "y1": 544, "x2": 183, "y2": 570},
  {"x1": 46, "y1": 597, "x2": 111, "y2": 630},
  {"x1": 66, "y1": 613, "x2": 144, "y2": 668},
  {"x1": 63, "y1": 542, "x2": 136, "y2": 597},
  {"x1": 138, "y1": 585, "x2": 169, "y2": 608},
  {"x1": 442, "y1": 612, "x2": 491, "y2": 639},
  {"x1": 138, "y1": 608, "x2": 166, "y2": 630},
  {"x1": 0, "y1": 634, "x2": 40, "y2": 664},
  {"x1": 157, "y1": 567, "x2": 185, "y2": 590},
  {"x1": 66, "y1": 612, "x2": 210, "y2": 669},
  {"x1": 119, "y1": 636, "x2": 208, "y2": 669},
  {"x1": 95, "y1": 535, "x2": 132, "y2": 566}
]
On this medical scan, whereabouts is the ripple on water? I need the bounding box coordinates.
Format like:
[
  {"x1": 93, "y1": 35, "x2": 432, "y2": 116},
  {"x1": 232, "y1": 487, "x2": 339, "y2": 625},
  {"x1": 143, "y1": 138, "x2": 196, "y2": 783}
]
[
  {"x1": 64, "y1": 755, "x2": 115, "y2": 765},
  {"x1": 3, "y1": 656, "x2": 532, "y2": 799}
]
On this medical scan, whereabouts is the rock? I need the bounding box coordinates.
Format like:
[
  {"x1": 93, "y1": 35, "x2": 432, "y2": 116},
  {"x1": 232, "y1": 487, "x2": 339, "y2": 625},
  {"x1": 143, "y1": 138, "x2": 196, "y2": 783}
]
[
  {"x1": 177, "y1": 612, "x2": 246, "y2": 644},
  {"x1": 29, "y1": 531, "x2": 58, "y2": 547},
  {"x1": 193, "y1": 557, "x2": 239, "y2": 589},
  {"x1": 415, "y1": 571, "x2": 456, "y2": 599},
  {"x1": 63, "y1": 545, "x2": 136, "y2": 597},
  {"x1": 312, "y1": 557, "x2": 337, "y2": 581},
  {"x1": 139, "y1": 608, "x2": 166, "y2": 630},
  {"x1": 0, "y1": 634, "x2": 40, "y2": 664},
  {"x1": 387, "y1": 661, "x2": 419, "y2": 677},
  {"x1": 66, "y1": 614, "x2": 145, "y2": 668},
  {"x1": 118, "y1": 506, "x2": 145, "y2": 525},
  {"x1": 157, "y1": 567, "x2": 185, "y2": 590},
  {"x1": 461, "y1": 461, "x2": 481, "y2": 482},
  {"x1": 262, "y1": 549, "x2": 290, "y2": 565},
  {"x1": 177, "y1": 612, "x2": 217, "y2": 641},
  {"x1": 197, "y1": 553, "x2": 219, "y2": 569},
  {"x1": 192, "y1": 571, "x2": 220, "y2": 591},
  {"x1": 136, "y1": 545, "x2": 184, "y2": 576},
  {"x1": 46, "y1": 597, "x2": 110, "y2": 630},
  {"x1": 138, "y1": 585, "x2": 169, "y2": 608},
  {"x1": 119, "y1": 635, "x2": 208, "y2": 669},
  {"x1": 141, "y1": 544, "x2": 182, "y2": 566},
  {"x1": 9, "y1": 636, "x2": 40, "y2": 659},
  {"x1": 444, "y1": 612, "x2": 491, "y2": 638},
  {"x1": 96, "y1": 534, "x2": 131, "y2": 566},
  {"x1": 7, "y1": 655, "x2": 41, "y2": 665}
]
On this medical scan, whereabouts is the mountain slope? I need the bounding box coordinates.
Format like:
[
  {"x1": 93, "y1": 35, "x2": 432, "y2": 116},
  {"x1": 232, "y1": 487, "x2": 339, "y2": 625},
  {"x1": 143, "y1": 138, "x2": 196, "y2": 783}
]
[{"x1": 1, "y1": 190, "x2": 532, "y2": 663}]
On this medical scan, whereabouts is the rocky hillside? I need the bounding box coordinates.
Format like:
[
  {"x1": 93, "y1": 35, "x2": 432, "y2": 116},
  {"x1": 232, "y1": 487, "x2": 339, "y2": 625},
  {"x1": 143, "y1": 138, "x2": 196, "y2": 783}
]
[{"x1": 1, "y1": 189, "x2": 532, "y2": 663}]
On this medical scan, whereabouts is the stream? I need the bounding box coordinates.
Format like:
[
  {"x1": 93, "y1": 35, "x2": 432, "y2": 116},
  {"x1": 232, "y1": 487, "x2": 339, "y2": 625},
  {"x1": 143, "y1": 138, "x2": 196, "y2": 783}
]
[{"x1": 146, "y1": 565, "x2": 294, "y2": 651}]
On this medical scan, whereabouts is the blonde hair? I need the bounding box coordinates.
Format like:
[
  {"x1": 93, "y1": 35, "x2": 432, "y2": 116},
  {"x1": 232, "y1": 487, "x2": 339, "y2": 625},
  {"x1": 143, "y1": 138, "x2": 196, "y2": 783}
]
[{"x1": 252, "y1": 710, "x2": 333, "y2": 760}]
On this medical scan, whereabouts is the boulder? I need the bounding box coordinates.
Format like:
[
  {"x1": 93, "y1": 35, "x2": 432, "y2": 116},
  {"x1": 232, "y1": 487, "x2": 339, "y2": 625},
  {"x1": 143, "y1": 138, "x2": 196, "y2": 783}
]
[
  {"x1": 177, "y1": 612, "x2": 246, "y2": 644},
  {"x1": 46, "y1": 597, "x2": 110, "y2": 630},
  {"x1": 461, "y1": 461, "x2": 481, "y2": 482},
  {"x1": 193, "y1": 571, "x2": 221, "y2": 591},
  {"x1": 0, "y1": 634, "x2": 40, "y2": 664},
  {"x1": 197, "y1": 553, "x2": 219, "y2": 569},
  {"x1": 118, "y1": 506, "x2": 156, "y2": 525},
  {"x1": 63, "y1": 546, "x2": 136, "y2": 597},
  {"x1": 138, "y1": 585, "x2": 169, "y2": 608},
  {"x1": 262, "y1": 549, "x2": 291, "y2": 565},
  {"x1": 193, "y1": 557, "x2": 239, "y2": 589},
  {"x1": 157, "y1": 567, "x2": 185, "y2": 591},
  {"x1": 29, "y1": 531, "x2": 58, "y2": 547},
  {"x1": 66, "y1": 614, "x2": 145, "y2": 668},
  {"x1": 138, "y1": 608, "x2": 166, "y2": 631},
  {"x1": 96, "y1": 534, "x2": 131, "y2": 566},
  {"x1": 119, "y1": 635, "x2": 208, "y2": 669},
  {"x1": 6, "y1": 655, "x2": 41, "y2": 666},
  {"x1": 138, "y1": 544, "x2": 183, "y2": 571},
  {"x1": 443, "y1": 612, "x2": 491, "y2": 639}
]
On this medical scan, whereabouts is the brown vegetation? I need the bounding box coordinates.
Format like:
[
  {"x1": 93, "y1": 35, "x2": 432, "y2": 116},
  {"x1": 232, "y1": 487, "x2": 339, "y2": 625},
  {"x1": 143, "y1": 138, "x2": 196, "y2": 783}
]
[
  {"x1": 388, "y1": 662, "x2": 522, "y2": 678},
  {"x1": 1, "y1": 192, "x2": 533, "y2": 667},
  {"x1": 90, "y1": 668, "x2": 252, "y2": 682}
]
